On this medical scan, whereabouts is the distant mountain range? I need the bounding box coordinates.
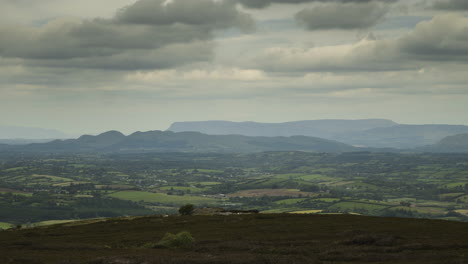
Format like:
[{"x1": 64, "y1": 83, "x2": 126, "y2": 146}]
[
  {"x1": 0, "y1": 129, "x2": 466, "y2": 153},
  {"x1": 0, "y1": 126, "x2": 68, "y2": 140},
  {"x1": 168, "y1": 120, "x2": 468, "y2": 149},
  {"x1": 0, "y1": 130, "x2": 358, "y2": 153},
  {"x1": 168, "y1": 119, "x2": 397, "y2": 138},
  {"x1": 1, "y1": 119, "x2": 467, "y2": 153}
]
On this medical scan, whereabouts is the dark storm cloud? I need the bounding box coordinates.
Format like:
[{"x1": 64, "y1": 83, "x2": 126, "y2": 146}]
[
  {"x1": 295, "y1": 2, "x2": 390, "y2": 30},
  {"x1": 433, "y1": 0, "x2": 468, "y2": 10},
  {"x1": 235, "y1": 0, "x2": 397, "y2": 9},
  {"x1": 0, "y1": 0, "x2": 253, "y2": 70}
]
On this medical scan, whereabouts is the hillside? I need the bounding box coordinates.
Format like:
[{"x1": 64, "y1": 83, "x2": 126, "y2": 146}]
[
  {"x1": 0, "y1": 214, "x2": 467, "y2": 264},
  {"x1": 421, "y1": 133, "x2": 468, "y2": 152},
  {"x1": 338, "y1": 124, "x2": 468, "y2": 148},
  {"x1": 169, "y1": 121, "x2": 468, "y2": 149},
  {"x1": 168, "y1": 119, "x2": 397, "y2": 138},
  {"x1": 7, "y1": 130, "x2": 358, "y2": 153}
]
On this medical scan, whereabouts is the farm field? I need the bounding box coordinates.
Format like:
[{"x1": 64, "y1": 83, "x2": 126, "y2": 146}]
[
  {"x1": 1, "y1": 151, "x2": 468, "y2": 224},
  {"x1": 228, "y1": 189, "x2": 315, "y2": 198},
  {"x1": 0, "y1": 222, "x2": 13, "y2": 229},
  {"x1": 108, "y1": 191, "x2": 219, "y2": 206}
]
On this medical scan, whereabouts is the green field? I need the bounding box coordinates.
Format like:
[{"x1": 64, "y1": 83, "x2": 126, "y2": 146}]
[
  {"x1": 289, "y1": 210, "x2": 323, "y2": 214},
  {"x1": 312, "y1": 198, "x2": 340, "y2": 202},
  {"x1": 274, "y1": 198, "x2": 307, "y2": 205},
  {"x1": 330, "y1": 202, "x2": 389, "y2": 212},
  {"x1": 389, "y1": 206, "x2": 447, "y2": 215},
  {"x1": 32, "y1": 220, "x2": 80, "y2": 227},
  {"x1": 192, "y1": 182, "x2": 221, "y2": 186},
  {"x1": 0, "y1": 191, "x2": 32, "y2": 196},
  {"x1": 0, "y1": 222, "x2": 13, "y2": 230},
  {"x1": 108, "y1": 191, "x2": 219, "y2": 206},
  {"x1": 31, "y1": 174, "x2": 74, "y2": 182},
  {"x1": 160, "y1": 186, "x2": 207, "y2": 193},
  {"x1": 187, "y1": 169, "x2": 223, "y2": 173}
]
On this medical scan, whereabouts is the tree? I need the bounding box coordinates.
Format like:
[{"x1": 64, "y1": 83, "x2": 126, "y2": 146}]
[{"x1": 179, "y1": 204, "x2": 194, "y2": 216}]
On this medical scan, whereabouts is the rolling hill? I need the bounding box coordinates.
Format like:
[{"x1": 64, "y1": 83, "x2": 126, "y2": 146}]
[
  {"x1": 4, "y1": 130, "x2": 358, "y2": 153},
  {"x1": 419, "y1": 133, "x2": 468, "y2": 152},
  {"x1": 338, "y1": 124, "x2": 468, "y2": 148},
  {"x1": 168, "y1": 121, "x2": 468, "y2": 149}
]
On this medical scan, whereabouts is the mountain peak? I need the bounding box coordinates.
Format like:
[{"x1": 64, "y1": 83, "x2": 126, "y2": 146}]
[{"x1": 97, "y1": 130, "x2": 126, "y2": 137}]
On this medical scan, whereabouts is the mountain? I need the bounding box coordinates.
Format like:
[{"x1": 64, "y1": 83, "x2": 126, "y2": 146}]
[
  {"x1": 168, "y1": 119, "x2": 398, "y2": 138},
  {"x1": 5, "y1": 130, "x2": 358, "y2": 153},
  {"x1": 420, "y1": 133, "x2": 468, "y2": 152},
  {"x1": 168, "y1": 121, "x2": 468, "y2": 149},
  {"x1": 0, "y1": 125, "x2": 68, "y2": 139},
  {"x1": 338, "y1": 125, "x2": 468, "y2": 149}
]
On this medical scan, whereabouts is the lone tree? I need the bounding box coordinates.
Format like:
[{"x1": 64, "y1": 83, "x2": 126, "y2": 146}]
[{"x1": 179, "y1": 204, "x2": 194, "y2": 216}]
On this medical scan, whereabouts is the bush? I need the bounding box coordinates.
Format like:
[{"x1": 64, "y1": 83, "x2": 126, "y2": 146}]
[
  {"x1": 157, "y1": 231, "x2": 194, "y2": 248},
  {"x1": 179, "y1": 204, "x2": 194, "y2": 216}
]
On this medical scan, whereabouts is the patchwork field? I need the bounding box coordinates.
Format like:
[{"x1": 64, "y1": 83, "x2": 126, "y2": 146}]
[
  {"x1": 228, "y1": 189, "x2": 315, "y2": 198},
  {"x1": 107, "y1": 191, "x2": 219, "y2": 206},
  {"x1": 0, "y1": 188, "x2": 32, "y2": 196},
  {"x1": 273, "y1": 198, "x2": 307, "y2": 205},
  {"x1": 329, "y1": 201, "x2": 390, "y2": 212},
  {"x1": 1, "y1": 152, "x2": 468, "y2": 225}
]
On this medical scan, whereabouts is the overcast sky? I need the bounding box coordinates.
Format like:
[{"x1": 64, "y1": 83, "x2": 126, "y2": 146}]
[{"x1": 0, "y1": 0, "x2": 467, "y2": 135}]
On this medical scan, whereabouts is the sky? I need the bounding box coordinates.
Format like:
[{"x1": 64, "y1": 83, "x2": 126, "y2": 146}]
[{"x1": 0, "y1": 0, "x2": 467, "y2": 136}]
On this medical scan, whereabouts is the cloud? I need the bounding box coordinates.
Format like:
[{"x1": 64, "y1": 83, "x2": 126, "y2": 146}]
[
  {"x1": 398, "y1": 14, "x2": 468, "y2": 61},
  {"x1": 295, "y1": 2, "x2": 390, "y2": 30},
  {"x1": 126, "y1": 68, "x2": 266, "y2": 82},
  {"x1": 433, "y1": 0, "x2": 468, "y2": 10},
  {"x1": 117, "y1": 0, "x2": 254, "y2": 31},
  {"x1": 256, "y1": 14, "x2": 468, "y2": 72},
  {"x1": 0, "y1": 0, "x2": 253, "y2": 70},
  {"x1": 235, "y1": 0, "x2": 397, "y2": 9}
]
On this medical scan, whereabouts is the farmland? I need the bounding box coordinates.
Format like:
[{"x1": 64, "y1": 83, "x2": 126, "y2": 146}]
[
  {"x1": 108, "y1": 191, "x2": 219, "y2": 206},
  {"x1": 1, "y1": 151, "x2": 468, "y2": 225}
]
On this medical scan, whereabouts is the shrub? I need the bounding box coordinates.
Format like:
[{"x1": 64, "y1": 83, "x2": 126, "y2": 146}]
[
  {"x1": 178, "y1": 204, "x2": 194, "y2": 216},
  {"x1": 157, "y1": 231, "x2": 194, "y2": 248}
]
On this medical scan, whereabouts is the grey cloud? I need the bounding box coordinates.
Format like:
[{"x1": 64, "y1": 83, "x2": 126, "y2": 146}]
[
  {"x1": 0, "y1": 0, "x2": 253, "y2": 70},
  {"x1": 235, "y1": 0, "x2": 397, "y2": 9},
  {"x1": 117, "y1": 0, "x2": 254, "y2": 31},
  {"x1": 256, "y1": 14, "x2": 468, "y2": 72},
  {"x1": 433, "y1": 0, "x2": 468, "y2": 10},
  {"x1": 398, "y1": 14, "x2": 468, "y2": 61},
  {"x1": 26, "y1": 42, "x2": 214, "y2": 70},
  {"x1": 295, "y1": 2, "x2": 390, "y2": 30}
]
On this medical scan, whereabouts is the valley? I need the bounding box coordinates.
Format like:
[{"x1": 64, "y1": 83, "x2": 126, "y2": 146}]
[{"x1": 1, "y1": 151, "x2": 468, "y2": 227}]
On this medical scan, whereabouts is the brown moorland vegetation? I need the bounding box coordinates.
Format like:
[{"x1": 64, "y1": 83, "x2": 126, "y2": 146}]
[{"x1": 0, "y1": 214, "x2": 467, "y2": 264}]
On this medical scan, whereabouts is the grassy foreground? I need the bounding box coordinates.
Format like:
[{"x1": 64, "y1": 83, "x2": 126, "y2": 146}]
[{"x1": 0, "y1": 214, "x2": 467, "y2": 264}]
